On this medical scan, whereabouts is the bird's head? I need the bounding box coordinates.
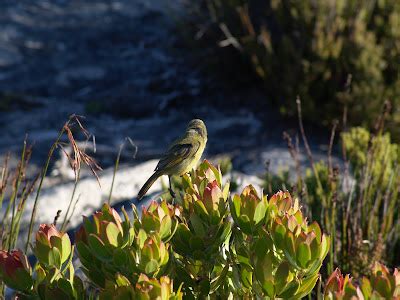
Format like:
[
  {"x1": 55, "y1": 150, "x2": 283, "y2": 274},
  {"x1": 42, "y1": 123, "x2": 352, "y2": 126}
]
[{"x1": 187, "y1": 119, "x2": 207, "y2": 139}]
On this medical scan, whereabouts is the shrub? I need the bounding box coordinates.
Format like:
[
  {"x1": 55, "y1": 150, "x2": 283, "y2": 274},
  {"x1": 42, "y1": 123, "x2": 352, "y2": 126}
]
[
  {"x1": 324, "y1": 263, "x2": 400, "y2": 299},
  {"x1": 189, "y1": 0, "x2": 400, "y2": 131},
  {"x1": 1, "y1": 160, "x2": 330, "y2": 299},
  {"x1": 265, "y1": 126, "x2": 400, "y2": 277}
]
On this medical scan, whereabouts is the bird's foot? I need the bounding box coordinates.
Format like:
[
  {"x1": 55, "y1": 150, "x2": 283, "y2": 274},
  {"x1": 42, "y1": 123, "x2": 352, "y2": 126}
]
[{"x1": 169, "y1": 188, "x2": 176, "y2": 199}]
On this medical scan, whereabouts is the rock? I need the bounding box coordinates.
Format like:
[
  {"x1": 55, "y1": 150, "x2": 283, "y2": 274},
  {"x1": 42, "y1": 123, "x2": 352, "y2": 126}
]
[
  {"x1": 0, "y1": 46, "x2": 21, "y2": 67},
  {"x1": 15, "y1": 159, "x2": 161, "y2": 250},
  {"x1": 56, "y1": 66, "x2": 106, "y2": 86}
]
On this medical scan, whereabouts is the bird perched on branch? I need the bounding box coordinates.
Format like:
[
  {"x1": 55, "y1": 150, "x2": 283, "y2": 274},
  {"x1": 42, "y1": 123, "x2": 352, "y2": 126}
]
[{"x1": 137, "y1": 119, "x2": 207, "y2": 201}]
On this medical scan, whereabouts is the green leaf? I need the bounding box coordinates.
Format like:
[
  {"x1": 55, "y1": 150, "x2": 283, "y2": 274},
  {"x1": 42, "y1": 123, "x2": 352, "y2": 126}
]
[
  {"x1": 193, "y1": 200, "x2": 209, "y2": 218},
  {"x1": 210, "y1": 263, "x2": 229, "y2": 292},
  {"x1": 61, "y1": 234, "x2": 72, "y2": 264},
  {"x1": 137, "y1": 229, "x2": 148, "y2": 248},
  {"x1": 57, "y1": 278, "x2": 74, "y2": 297},
  {"x1": 232, "y1": 194, "x2": 241, "y2": 218},
  {"x1": 106, "y1": 222, "x2": 122, "y2": 247},
  {"x1": 115, "y1": 274, "x2": 131, "y2": 287},
  {"x1": 320, "y1": 235, "x2": 330, "y2": 260},
  {"x1": 275, "y1": 261, "x2": 290, "y2": 294},
  {"x1": 189, "y1": 236, "x2": 205, "y2": 251},
  {"x1": 76, "y1": 241, "x2": 93, "y2": 265},
  {"x1": 284, "y1": 231, "x2": 297, "y2": 266},
  {"x1": 88, "y1": 234, "x2": 111, "y2": 261},
  {"x1": 241, "y1": 267, "x2": 253, "y2": 289},
  {"x1": 48, "y1": 247, "x2": 62, "y2": 269},
  {"x1": 308, "y1": 221, "x2": 322, "y2": 242},
  {"x1": 9, "y1": 268, "x2": 33, "y2": 292},
  {"x1": 238, "y1": 215, "x2": 251, "y2": 235},
  {"x1": 374, "y1": 277, "x2": 392, "y2": 298},
  {"x1": 145, "y1": 259, "x2": 159, "y2": 274},
  {"x1": 199, "y1": 279, "x2": 211, "y2": 297},
  {"x1": 293, "y1": 273, "x2": 319, "y2": 299},
  {"x1": 189, "y1": 214, "x2": 206, "y2": 238},
  {"x1": 272, "y1": 224, "x2": 286, "y2": 249},
  {"x1": 159, "y1": 216, "x2": 172, "y2": 240},
  {"x1": 222, "y1": 182, "x2": 230, "y2": 200},
  {"x1": 360, "y1": 277, "x2": 372, "y2": 298},
  {"x1": 297, "y1": 243, "x2": 311, "y2": 268},
  {"x1": 279, "y1": 280, "x2": 300, "y2": 298},
  {"x1": 49, "y1": 236, "x2": 65, "y2": 262},
  {"x1": 254, "y1": 201, "x2": 267, "y2": 225},
  {"x1": 113, "y1": 248, "x2": 128, "y2": 267}
]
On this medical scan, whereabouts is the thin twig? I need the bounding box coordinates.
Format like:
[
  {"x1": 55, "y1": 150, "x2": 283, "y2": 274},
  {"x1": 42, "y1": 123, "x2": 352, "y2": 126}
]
[
  {"x1": 8, "y1": 138, "x2": 27, "y2": 251},
  {"x1": 66, "y1": 194, "x2": 81, "y2": 228},
  {"x1": 328, "y1": 120, "x2": 338, "y2": 184},
  {"x1": 61, "y1": 168, "x2": 81, "y2": 232},
  {"x1": 283, "y1": 132, "x2": 302, "y2": 188},
  {"x1": 296, "y1": 97, "x2": 324, "y2": 195}
]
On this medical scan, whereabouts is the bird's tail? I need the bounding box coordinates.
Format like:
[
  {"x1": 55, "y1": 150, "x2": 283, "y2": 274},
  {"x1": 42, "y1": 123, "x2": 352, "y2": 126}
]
[{"x1": 137, "y1": 172, "x2": 161, "y2": 201}]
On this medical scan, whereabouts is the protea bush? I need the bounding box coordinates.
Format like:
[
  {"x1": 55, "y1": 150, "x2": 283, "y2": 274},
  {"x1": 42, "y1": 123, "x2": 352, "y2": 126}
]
[
  {"x1": 2, "y1": 159, "x2": 375, "y2": 299},
  {"x1": 324, "y1": 263, "x2": 400, "y2": 299},
  {"x1": 230, "y1": 188, "x2": 330, "y2": 298}
]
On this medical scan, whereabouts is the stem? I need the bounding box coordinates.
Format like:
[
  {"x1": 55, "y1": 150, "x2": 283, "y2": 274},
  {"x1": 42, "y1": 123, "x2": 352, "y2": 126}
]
[
  {"x1": 61, "y1": 168, "x2": 81, "y2": 231},
  {"x1": 25, "y1": 126, "x2": 66, "y2": 253},
  {"x1": 8, "y1": 138, "x2": 27, "y2": 251},
  {"x1": 108, "y1": 143, "x2": 125, "y2": 204},
  {"x1": 296, "y1": 97, "x2": 324, "y2": 196}
]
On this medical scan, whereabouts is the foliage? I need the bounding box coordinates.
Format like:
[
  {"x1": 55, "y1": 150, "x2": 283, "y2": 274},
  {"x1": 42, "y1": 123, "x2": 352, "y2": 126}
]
[
  {"x1": 324, "y1": 263, "x2": 400, "y2": 299},
  {"x1": 190, "y1": 0, "x2": 400, "y2": 131},
  {"x1": 1, "y1": 160, "x2": 331, "y2": 299},
  {"x1": 230, "y1": 188, "x2": 329, "y2": 298},
  {"x1": 264, "y1": 126, "x2": 400, "y2": 277}
]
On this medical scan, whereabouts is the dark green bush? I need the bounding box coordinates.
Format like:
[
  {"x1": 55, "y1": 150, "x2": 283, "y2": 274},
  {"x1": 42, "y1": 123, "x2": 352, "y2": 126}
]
[{"x1": 193, "y1": 0, "x2": 400, "y2": 130}]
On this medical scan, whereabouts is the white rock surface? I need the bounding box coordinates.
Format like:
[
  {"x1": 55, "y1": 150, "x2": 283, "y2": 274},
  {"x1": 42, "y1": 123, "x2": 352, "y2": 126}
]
[
  {"x1": 20, "y1": 159, "x2": 268, "y2": 238},
  {"x1": 21, "y1": 159, "x2": 162, "y2": 232}
]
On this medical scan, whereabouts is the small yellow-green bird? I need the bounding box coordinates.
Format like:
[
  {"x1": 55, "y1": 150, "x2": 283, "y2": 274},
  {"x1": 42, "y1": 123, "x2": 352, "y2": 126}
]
[{"x1": 137, "y1": 119, "x2": 207, "y2": 200}]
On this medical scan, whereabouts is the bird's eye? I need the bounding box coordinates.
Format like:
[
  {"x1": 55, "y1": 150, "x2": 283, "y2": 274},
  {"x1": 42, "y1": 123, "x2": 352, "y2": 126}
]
[{"x1": 194, "y1": 127, "x2": 203, "y2": 136}]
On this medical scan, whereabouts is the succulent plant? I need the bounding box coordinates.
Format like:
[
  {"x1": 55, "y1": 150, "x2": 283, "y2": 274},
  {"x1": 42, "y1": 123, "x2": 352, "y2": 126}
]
[
  {"x1": 136, "y1": 200, "x2": 179, "y2": 243},
  {"x1": 75, "y1": 204, "x2": 134, "y2": 287},
  {"x1": 173, "y1": 160, "x2": 231, "y2": 260},
  {"x1": 231, "y1": 189, "x2": 330, "y2": 298},
  {"x1": 230, "y1": 185, "x2": 268, "y2": 235},
  {"x1": 76, "y1": 203, "x2": 171, "y2": 291},
  {"x1": 325, "y1": 263, "x2": 400, "y2": 299},
  {"x1": 170, "y1": 160, "x2": 231, "y2": 297},
  {"x1": 129, "y1": 230, "x2": 170, "y2": 277},
  {"x1": 34, "y1": 224, "x2": 72, "y2": 269},
  {"x1": 0, "y1": 249, "x2": 33, "y2": 292},
  {"x1": 100, "y1": 274, "x2": 183, "y2": 300},
  {"x1": 324, "y1": 268, "x2": 361, "y2": 299}
]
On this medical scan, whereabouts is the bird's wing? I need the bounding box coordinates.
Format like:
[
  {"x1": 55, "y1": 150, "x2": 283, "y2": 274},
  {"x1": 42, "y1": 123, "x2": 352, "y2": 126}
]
[{"x1": 155, "y1": 138, "x2": 200, "y2": 172}]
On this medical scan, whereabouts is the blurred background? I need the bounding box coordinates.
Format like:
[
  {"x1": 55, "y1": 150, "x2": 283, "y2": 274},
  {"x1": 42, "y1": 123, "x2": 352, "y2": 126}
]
[{"x1": 0, "y1": 0, "x2": 399, "y2": 279}]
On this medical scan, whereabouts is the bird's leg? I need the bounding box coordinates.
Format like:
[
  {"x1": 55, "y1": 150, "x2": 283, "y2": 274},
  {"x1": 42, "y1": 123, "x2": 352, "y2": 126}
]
[{"x1": 168, "y1": 176, "x2": 176, "y2": 199}]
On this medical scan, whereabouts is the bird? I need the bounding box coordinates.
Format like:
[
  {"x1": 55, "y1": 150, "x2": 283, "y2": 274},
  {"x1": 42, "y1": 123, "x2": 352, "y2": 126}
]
[{"x1": 137, "y1": 119, "x2": 207, "y2": 201}]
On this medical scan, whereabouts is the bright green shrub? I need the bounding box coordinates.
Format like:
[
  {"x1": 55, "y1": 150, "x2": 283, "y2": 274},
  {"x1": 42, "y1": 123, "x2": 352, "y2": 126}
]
[{"x1": 193, "y1": 0, "x2": 400, "y2": 129}]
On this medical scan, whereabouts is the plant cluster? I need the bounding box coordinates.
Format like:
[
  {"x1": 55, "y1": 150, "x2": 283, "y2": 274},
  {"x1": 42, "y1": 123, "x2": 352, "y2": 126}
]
[
  {"x1": 190, "y1": 0, "x2": 400, "y2": 131},
  {"x1": 265, "y1": 125, "x2": 400, "y2": 278},
  {"x1": 1, "y1": 116, "x2": 399, "y2": 299},
  {"x1": 0, "y1": 160, "x2": 334, "y2": 299},
  {"x1": 324, "y1": 263, "x2": 400, "y2": 299}
]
